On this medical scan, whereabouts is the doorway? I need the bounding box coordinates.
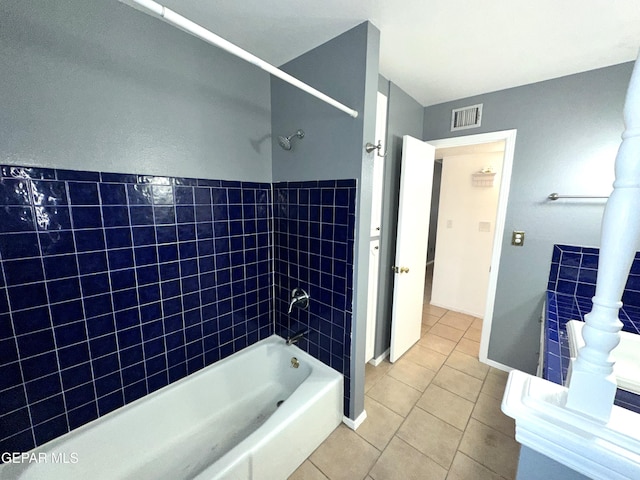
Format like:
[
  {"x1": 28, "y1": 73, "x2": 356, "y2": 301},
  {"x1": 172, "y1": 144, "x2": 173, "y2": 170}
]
[
  {"x1": 428, "y1": 140, "x2": 506, "y2": 318},
  {"x1": 425, "y1": 130, "x2": 516, "y2": 369},
  {"x1": 383, "y1": 130, "x2": 516, "y2": 368}
]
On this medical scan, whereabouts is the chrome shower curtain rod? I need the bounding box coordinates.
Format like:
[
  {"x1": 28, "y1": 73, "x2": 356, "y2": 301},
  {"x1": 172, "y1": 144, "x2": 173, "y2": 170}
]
[{"x1": 120, "y1": 0, "x2": 359, "y2": 118}]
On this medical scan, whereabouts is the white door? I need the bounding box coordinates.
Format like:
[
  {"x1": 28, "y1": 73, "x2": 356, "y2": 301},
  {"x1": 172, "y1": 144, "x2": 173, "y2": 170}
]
[
  {"x1": 365, "y1": 92, "x2": 388, "y2": 363},
  {"x1": 370, "y1": 92, "x2": 388, "y2": 236},
  {"x1": 365, "y1": 239, "x2": 380, "y2": 362},
  {"x1": 390, "y1": 135, "x2": 435, "y2": 362}
]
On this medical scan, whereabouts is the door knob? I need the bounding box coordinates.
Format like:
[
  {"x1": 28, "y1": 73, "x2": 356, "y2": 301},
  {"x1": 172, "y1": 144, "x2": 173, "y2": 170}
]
[{"x1": 392, "y1": 266, "x2": 410, "y2": 274}]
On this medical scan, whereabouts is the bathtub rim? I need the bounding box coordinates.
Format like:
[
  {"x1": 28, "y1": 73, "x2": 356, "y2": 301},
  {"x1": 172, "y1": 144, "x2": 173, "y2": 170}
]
[
  {"x1": 194, "y1": 339, "x2": 343, "y2": 479},
  {"x1": 567, "y1": 319, "x2": 640, "y2": 395}
]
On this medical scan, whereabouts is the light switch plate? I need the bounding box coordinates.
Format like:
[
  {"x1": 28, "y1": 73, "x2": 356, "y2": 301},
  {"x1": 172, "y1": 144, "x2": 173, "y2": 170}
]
[{"x1": 479, "y1": 221, "x2": 491, "y2": 232}]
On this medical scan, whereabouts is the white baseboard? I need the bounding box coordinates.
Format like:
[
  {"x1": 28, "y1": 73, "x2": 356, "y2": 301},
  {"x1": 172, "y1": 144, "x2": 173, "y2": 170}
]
[
  {"x1": 428, "y1": 300, "x2": 482, "y2": 319},
  {"x1": 481, "y1": 357, "x2": 512, "y2": 373},
  {"x1": 343, "y1": 410, "x2": 367, "y2": 430},
  {"x1": 368, "y1": 349, "x2": 389, "y2": 366}
]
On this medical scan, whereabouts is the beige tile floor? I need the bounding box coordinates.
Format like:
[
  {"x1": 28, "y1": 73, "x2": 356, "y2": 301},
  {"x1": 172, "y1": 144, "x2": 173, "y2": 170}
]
[{"x1": 289, "y1": 269, "x2": 520, "y2": 480}]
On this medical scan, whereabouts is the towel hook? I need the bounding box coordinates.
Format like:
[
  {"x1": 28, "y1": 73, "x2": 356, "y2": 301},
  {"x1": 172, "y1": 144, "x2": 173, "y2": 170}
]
[{"x1": 365, "y1": 140, "x2": 387, "y2": 157}]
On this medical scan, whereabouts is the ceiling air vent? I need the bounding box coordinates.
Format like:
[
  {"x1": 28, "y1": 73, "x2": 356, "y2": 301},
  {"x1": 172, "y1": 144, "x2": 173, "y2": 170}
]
[{"x1": 451, "y1": 104, "x2": 483, "y2": 131}]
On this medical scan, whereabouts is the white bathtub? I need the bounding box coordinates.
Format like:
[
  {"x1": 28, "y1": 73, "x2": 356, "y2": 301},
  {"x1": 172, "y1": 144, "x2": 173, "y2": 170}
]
[
  {"x1": 567, "y1": 320, "x2": 640, "y2": 394},
  {"x1": 0, "y1": 335, "x2": 343, "y2": 480}
]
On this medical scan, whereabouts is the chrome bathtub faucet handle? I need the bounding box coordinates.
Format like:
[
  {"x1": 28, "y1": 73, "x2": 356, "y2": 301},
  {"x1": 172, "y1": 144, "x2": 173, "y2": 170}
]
[{"x1": 287, "y1": 288, "x2": 310, "y2": 314}]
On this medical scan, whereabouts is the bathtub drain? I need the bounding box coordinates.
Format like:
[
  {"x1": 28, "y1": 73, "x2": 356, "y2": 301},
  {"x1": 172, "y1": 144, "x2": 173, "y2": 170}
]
[{"x1": 277, "y1": 400, "x2": 284, "y2": 408}]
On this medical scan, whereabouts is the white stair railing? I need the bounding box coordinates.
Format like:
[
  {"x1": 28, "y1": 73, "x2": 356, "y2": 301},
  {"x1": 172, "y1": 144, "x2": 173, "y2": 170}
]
[
  {"x1": 565, "y1": 51, "x2": 640, "y2": 423},
  {"x1": 502, "y1": 52, "x2": 640, "y2": 480}
]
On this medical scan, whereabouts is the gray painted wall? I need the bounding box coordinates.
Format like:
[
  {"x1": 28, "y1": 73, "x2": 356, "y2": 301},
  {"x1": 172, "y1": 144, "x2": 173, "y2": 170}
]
[
  {"x1": 0, "y1": 0, "x2": 272, "y2": 181},
  {"x1": 423, "y1": 62, "x2": 634, "y2": 372},
  {"x1": 517, "y1": 447, "x2": 589, "y2": 480},
  {"x1": 378, "y1": 74, "x2": 390, "y2": 97},
  {"x1": 271, "y1": 22, "x2": 380, "y2": 419},
  {"x1": 374, "y1": 80, "x2": 425, "y2": 357},
  {"x1": 271, "y1": 23, "x2": 376, "y2": 182}
]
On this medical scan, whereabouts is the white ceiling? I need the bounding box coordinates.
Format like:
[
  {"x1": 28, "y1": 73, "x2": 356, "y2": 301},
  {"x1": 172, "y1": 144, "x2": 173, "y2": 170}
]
[{"x1": 159, "y1": 0, "x2": 640, "y2": 106}]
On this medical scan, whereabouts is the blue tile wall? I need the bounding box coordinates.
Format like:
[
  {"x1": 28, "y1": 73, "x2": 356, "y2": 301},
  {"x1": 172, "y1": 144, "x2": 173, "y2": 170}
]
[
  {"x1": 272, "y1": 180, "x2": 356, "y2": 416},
  {"x1": 543, "y1": 290, "x2": 589, "y2": 386},
  {"x1": 0, "y1": 165, "x2": 273, "y2": 453},
  {"x1": 543, "y1": 244, "x2": 640, "y2": 413},
  {"x1": 548, "y1": 244, "x2": 640, "y2": 310}
]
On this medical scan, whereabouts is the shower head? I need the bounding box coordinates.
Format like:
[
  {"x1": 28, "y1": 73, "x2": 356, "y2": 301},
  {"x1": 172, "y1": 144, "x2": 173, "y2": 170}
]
[{"x1": 277, "y1": 129, "x2": 305, "y2": 151}]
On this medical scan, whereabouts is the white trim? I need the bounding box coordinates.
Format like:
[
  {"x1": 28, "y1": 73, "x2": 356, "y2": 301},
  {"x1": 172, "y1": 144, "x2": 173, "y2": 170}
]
[
  {"x1": 343, "y1": 410, "x2": 367, "y2": 430},
  {"x1": 426, "y1": 129, "x2": 517, "y2": 368},
  {"x1": 484, "y1": 358, "x2": 512, "y2": 373},
  {"x1": 121, "y1": 0, "x2": 358, "y2": 118},
  {"x1": 428, "y1": 300, "x2": 482, "y2": 319},
  {"x1": 369, "y1": 348, "x2": 389, "y2": 366},
  {"x1": 503, "y1": 371, "x2": 640, "y2": 480}
]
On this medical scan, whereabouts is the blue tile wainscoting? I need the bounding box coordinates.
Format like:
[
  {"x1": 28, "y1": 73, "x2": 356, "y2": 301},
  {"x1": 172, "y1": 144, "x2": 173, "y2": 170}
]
[
  {"x1": 547, "y1": 244, "x2": 640, "y2": 310},
  {"x1": 272, "y1": 180, "x2": 356, "y2": 416},
  {"x1": 543, "y1": 244, "x2": 640, "y2": 413},
  {"x1": 0, "y1": 165, "x2": 276, "y2": 453}
]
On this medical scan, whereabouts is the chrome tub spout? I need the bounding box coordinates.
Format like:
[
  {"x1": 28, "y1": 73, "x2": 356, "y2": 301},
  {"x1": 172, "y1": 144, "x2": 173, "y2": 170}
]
[{"x1": 286, "y1": 329, "x2": 308, "y2": 346}]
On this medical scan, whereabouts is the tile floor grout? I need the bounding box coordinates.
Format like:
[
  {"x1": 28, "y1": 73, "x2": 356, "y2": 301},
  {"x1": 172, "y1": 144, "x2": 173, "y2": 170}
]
[
  {"x1": 364, "y1": 318, "x2": 498, "y2": 476},
  {"x1": 290, "y1": 269, "x2": 519, "y2": 480}
]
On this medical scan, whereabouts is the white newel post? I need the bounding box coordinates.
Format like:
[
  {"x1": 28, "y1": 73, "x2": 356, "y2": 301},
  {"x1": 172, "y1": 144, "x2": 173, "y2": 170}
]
[{"x1": 565, "y1": 53, "x2": 640, "y2": 423}]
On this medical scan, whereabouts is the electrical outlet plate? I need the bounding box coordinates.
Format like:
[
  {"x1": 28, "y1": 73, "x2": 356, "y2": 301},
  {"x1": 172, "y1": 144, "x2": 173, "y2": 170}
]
[{"x1": 512, "y1": 231, "x2": 525, "y2": 246}]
